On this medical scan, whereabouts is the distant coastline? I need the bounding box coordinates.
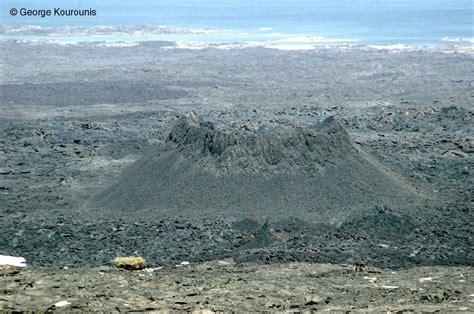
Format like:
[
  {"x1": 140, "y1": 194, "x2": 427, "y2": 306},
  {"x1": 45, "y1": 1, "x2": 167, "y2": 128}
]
[{"x1": 1, "y1": 25, "x2": 473, "y2": 53}]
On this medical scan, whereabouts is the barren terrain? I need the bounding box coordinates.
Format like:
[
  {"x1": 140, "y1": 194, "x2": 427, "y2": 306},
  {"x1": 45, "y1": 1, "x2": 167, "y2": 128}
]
[{"x1": 0, "y1": 41, "x2": 472, "y2": 311}]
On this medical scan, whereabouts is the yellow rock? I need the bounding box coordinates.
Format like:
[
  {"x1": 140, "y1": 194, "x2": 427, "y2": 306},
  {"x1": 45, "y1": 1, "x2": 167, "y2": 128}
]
[{"x1": 112, "y1": 256, "x2": 146, "y2": 270}]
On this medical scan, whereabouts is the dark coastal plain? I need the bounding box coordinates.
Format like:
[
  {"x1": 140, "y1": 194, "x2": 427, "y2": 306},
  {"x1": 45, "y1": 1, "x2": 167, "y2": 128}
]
[{"x1": 0, "y1": 41, "x2": 473, "y2": 311}]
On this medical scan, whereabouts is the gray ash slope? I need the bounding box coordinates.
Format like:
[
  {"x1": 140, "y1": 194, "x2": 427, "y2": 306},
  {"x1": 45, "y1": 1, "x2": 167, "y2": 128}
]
[{"x1": 94, "y1": 115, "x2": 425, "y2": 224}]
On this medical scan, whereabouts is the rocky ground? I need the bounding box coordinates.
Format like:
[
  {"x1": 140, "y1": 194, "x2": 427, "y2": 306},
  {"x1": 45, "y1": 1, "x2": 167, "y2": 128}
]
[
  {"x1": 2, "y1": 261, "x2": 473, "y2": 312},
  {"x1": 0, "y1": 41, "x2": 473, "y2": 310}
]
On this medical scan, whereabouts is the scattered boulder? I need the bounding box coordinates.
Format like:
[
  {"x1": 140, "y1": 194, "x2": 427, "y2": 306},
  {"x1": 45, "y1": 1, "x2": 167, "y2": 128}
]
[{"x1": 112, "y1": 256, "x2": 146, "y2": 270}]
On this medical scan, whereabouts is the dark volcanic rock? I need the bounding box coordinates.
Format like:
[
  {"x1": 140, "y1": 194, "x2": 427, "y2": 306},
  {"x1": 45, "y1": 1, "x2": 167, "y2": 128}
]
[
  {"x1": 92, "y1": 115, "x2": 425, "y2": 225},
  {"x1": 339, "y1": 205, "x2": 419, "y2": 241},
  {"x1": 166, "y1": 115, "x2": 355, "y2": 174}
]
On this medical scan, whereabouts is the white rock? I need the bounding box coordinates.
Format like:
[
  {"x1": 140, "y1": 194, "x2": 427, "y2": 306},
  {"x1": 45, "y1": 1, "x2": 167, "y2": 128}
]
[
  {"x1": 381, "y1": 285, "x2": 399, "y2": 289},
  {"x1": 0, "y1": 255, "x2": 27, "y2": 267},
  {"x1": 363, "y1": 276, "x2": 377, "y2": 283},
  {"x1": 176, "y1": 261, "x2": 190, "y2": 267},
  {"x1": 142, "y1": 267, "x2": 162, "y2": 273},
  {"x1": 54, "y1": 301, "x2": 71, "y2": 308},
  {"x1": 419, "y1": 277, "x2": 433, "y2": 283}
]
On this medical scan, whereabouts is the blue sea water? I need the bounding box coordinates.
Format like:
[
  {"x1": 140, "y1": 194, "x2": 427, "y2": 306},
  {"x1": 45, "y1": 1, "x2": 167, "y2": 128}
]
[{"x1": 0, "y1": 0, "x2": 472, "y2": 46}]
